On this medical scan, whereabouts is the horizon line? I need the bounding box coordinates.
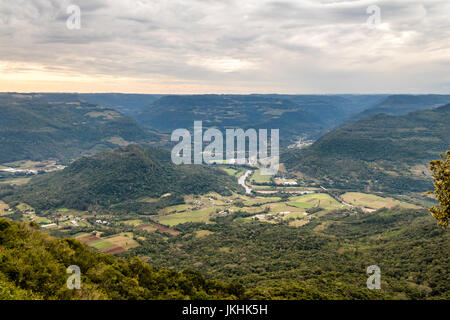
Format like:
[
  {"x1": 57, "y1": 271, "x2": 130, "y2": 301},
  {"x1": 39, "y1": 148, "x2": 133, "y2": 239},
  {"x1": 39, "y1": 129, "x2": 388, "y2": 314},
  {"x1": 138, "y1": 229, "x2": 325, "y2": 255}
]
[{"x1": 2, "y1": 91, "x2": 449, "y2": 96}]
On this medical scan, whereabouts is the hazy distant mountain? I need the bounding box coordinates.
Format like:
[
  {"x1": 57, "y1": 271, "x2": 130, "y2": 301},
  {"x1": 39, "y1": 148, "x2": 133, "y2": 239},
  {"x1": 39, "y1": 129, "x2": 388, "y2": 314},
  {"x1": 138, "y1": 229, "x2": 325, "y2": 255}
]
[
  {"x1": 0, "y1": 93, "x2": 161, "y2": 163},
  {"x1": 121, "y1": 94, "x2": 387, "y2": 145},
  {"x1": 283, "y1": 103, "x2": 450, "y2": 192},
  {"x1": 32, "y1": 93, "x2": 389, "y2": 146},
  {"x1": 346, "y1": 94, "x2": 450, "y2": 123},
  {"x1": 78, "y1": 93, "x2": 163, "y2": 117}
]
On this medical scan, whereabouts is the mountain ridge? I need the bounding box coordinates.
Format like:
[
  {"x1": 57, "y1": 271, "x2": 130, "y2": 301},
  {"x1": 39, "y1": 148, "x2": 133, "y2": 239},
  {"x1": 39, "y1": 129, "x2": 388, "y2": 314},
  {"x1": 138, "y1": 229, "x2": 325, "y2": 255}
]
[
  {"x1": 4, "y1": 144, "x2": 243, "y2": 211},
  {"x1": 0, "y1": 93, "x2": 161, "y2": 164},
  {"x1": 345, "y1": 94, "x2": 450, "y2": 124},
  {"x1": 283, "y1": 103, "x2": 450, "y2": 192}
]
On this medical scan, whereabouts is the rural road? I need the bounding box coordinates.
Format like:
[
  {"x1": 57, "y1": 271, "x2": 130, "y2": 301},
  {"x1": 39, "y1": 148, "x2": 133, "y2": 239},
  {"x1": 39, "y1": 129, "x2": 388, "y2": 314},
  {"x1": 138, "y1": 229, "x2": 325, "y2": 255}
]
[{"x1": 238, "y1": 170, "x2": 253, "y2": 194}]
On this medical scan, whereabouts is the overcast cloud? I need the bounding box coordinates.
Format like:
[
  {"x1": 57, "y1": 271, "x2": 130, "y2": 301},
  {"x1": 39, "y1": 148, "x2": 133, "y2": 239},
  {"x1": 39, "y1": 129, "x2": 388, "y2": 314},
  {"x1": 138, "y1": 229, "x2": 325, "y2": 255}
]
[{"x1": 0, "y1": 0, "x2": 449, "y2": 93}]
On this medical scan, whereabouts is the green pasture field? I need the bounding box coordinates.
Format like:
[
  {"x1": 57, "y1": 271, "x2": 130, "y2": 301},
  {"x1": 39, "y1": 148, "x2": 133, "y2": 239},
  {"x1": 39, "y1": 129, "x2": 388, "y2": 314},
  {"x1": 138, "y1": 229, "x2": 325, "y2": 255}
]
[
  {"x1": 155, "y1": 207, "x2": 218, "y2": 226},
  {"x1": 250, "y1": 170, "x2": 272, "y2": 184},
  {"x1": 0, "y1": 201, "x2": 10, "y2": 216},
  {"x1": 288, "y1": 193, "x2": 343, "y2": 211},
  {"x1": 341, "y1": 192, "x2": 420, "y2": 210}
]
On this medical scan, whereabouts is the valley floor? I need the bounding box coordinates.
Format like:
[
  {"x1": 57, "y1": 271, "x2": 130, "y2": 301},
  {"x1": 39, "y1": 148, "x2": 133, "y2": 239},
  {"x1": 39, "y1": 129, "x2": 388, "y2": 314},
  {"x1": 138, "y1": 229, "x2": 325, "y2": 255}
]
[{"x1": 0, "y1": 164, "x2": 447, "y2": 299}]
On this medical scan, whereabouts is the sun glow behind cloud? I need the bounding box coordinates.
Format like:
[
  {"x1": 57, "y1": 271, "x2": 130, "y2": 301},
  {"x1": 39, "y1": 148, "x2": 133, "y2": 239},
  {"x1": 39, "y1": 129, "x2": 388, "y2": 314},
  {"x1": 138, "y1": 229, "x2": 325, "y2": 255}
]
[
  {"x1": 187, "y1": 57, "x2": 257, "y2": 73},
  {"x1": 0, "y1": 0, "x2": 449, "y2": 93}
]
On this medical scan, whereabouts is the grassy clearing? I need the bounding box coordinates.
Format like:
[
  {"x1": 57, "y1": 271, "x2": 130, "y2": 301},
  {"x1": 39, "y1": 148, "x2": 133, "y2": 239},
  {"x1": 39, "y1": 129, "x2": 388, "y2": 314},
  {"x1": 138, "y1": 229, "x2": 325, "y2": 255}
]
[
  {"x1": 409, "y1": 164, "x2": 432, "y2": 178},
  {"x1": 194, "y1": 230, "x2": 214, "y2": 238},
  {"x1": 76, "y1": 220, "x2": 91, "y2": 227},
  {"x1": 156, "y1": 192, "x2": 258, "y2": 226},
  {"x1": 56, "y1": 208, "x2": 85, "y2": 216},
  {"x1": 195, "y1": 192, "x2": 232, "y2": 202},
  {"x1": 196, "y1": 193, "x2": 233, "y2": 206},
  {"x1": 289, "y1": 219, "x2": 310, "y2": 227},
  {"x1": 230, "y1": 206, "x2": 263, "y2": 214},
  {"x1": 138, "y1": 197, "x2": 159, "y2": 203},
  {"x1": 244, "y1": 197, "x2": 281, "y2": 206},
  {"x1": 250, "y1": 170, "x2": 272, "y2": 184},
  {"x1": 395, "y1": 193, "x2": 435, "y2": 209},
  {"x1": 263, "y1": 202, "x2": 305, "y2": 215},
  {"x1": 0, "y1": 177, "x2": 32, "y2": 185},
  {"x1": 156, "y1": 207, "x2": 217, "y2": 226},
  {"x1": 313, "y1": 221, "x2": 331, "y2": 232},
  {"x1": 341, "y1": 192, "x2": 420, "y2": 210},
  {"x1": 285, "y1": 211, "x2": 308, "y2": 219},
  {"x1": 0, "y1": 201, "x2": 10, "y2": 216},
  {"x1": 252, "y1": 185, "x2": 320, "y2": 191},
  {"x1": 231, "y1": 194, "x2": 252, "y2": 201},
  {"x1": 288, "y1": 193, "x2": 343, "y2": 211},
  {"x1": 34, "y1": 217, "x2": 52, "y2": 224},
  {"x1": 220, "y1": 167, "x2": 246, "y2": 178},
  {"x1": 159, "y1": 204, "x2": 190, "y2": 215},
  {"x1": 16, "y1": 203, "x2": 34, "y2": 211},
  {"x1": 137, "y1": 224, "x2": 157, "y2": 232},
  {"x1": 155, "y1": 192, "x2": 341, "y2": 227},
  {"x1": 3, "y1": 160, "x2": 41, "y2": 169},
  {"x1": 73, "y1": 232, "x2": 91, "y2": 239},
  {"x1": 221, "y1": 168, "x2": 238, "y2": 176},
  {"x1": 121, "y1": 219, "x2": 143, "y2": 226},
  {"x1": 106, "y1": 136, "x2": 130, "y2": 147},
  {"x1": 90, "y1": 240, "x2": 115, "y2": 250},
  {"x1": 103, "y1": 233, "x2": 139, "y2": 250}
]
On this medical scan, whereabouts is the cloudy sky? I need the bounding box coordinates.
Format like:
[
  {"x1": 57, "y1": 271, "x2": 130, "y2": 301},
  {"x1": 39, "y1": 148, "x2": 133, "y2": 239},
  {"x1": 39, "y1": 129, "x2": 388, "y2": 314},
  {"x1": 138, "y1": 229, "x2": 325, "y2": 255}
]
[{"x1": 0, "y1": 0, "x2": 449, "y2": 93}]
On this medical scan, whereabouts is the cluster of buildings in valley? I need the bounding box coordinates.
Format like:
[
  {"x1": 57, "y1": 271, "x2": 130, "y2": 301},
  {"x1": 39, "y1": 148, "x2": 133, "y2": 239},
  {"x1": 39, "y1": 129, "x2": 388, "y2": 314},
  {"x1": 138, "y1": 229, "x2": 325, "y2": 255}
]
[
  {"x1": 287, "y1": 137, "x2": 315, "y2": 149},
  {"x1": 274, "y1": 177, "x2": 298, "y2": 186},
  {"x1": 0, "y1": 161, "x2": 66, "y2": 177},
  {"x1": 95, "y1": 219, "x2": 110, "y2": 225},
  {"x1": 0, "y1": 168, "x2": 39, "y2": 175}
]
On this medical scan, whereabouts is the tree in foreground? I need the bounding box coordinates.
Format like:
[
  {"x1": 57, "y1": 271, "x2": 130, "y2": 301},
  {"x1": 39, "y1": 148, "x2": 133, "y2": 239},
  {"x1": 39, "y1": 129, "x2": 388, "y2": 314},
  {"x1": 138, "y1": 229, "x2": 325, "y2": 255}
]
[{"x1": 428, "y1": 148, "x2": 450, "y2": 229}]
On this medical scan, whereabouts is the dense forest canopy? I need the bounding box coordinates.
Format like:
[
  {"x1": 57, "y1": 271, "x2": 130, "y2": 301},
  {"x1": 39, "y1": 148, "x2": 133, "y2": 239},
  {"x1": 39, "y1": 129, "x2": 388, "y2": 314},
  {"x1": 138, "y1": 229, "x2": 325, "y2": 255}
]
[{"x1": 0, "y1": 218, "x2": 242, "y2": 300}]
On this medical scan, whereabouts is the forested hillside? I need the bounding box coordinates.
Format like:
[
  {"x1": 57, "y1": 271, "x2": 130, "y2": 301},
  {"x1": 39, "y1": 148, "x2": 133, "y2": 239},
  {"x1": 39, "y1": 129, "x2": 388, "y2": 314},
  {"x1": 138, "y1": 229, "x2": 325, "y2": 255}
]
[
  {"x1": 0, "y1": 93, "x2": 159, "y2": 163},
  {"x1": 4, "y1": 145, "x2": 243, "y2": 212},
  {"x1": 0, "y1": 218, "x2": 241, "y2": 300},
  {"x1": 133, "y1": 206, "x2": 450, "y2": 299},
  {"x1": 283, "y1": 103, "x2": 450, "y2": 192},
  {"x1": 3, "y1": 205, "x2": 448, "y2": 300}
]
